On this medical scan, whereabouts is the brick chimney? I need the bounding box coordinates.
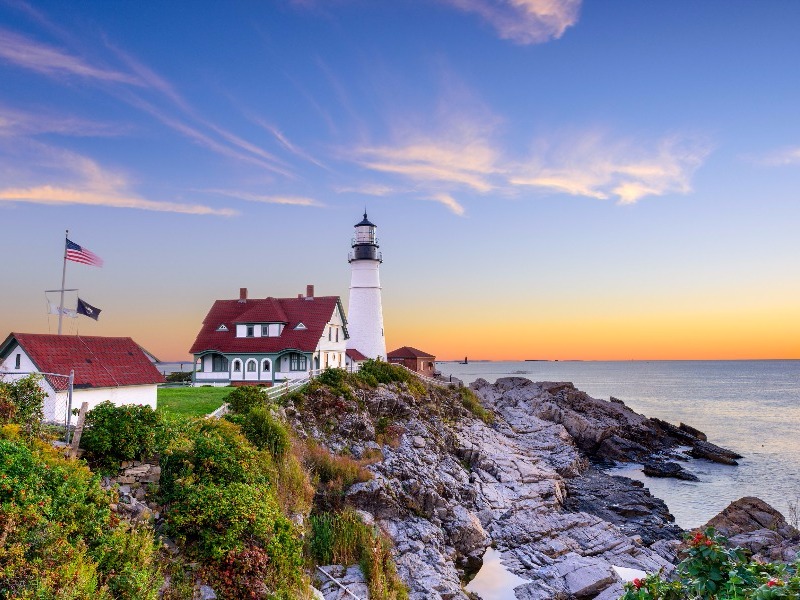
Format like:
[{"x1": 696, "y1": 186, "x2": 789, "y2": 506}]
[
  {"x1": 306, "y1": 284, "x2": 315, "y2": 298},
  {"x1": 239, "y1": 288, "x2": 247, "y2": 303}
]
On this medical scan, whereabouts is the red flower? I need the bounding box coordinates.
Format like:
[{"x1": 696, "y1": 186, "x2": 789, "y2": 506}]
[
  {"x1": 705, "y1": 539, "x2": 713, "y2": 547},
  {"x1": 767, "y1": 579, "x2": 782, "y2": 587},
  {"x1": 633, "y1": 578, "x2": 643, "y2": 589}
]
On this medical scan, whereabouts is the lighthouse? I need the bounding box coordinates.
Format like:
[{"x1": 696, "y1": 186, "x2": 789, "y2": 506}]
[{"x1": 346, "y1": 212, "x2": 386, "y2": 360}]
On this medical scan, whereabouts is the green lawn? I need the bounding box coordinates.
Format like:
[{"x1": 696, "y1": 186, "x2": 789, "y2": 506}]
[{"x1": 157, "y1": 386, "x2": 231, "y2": 417}]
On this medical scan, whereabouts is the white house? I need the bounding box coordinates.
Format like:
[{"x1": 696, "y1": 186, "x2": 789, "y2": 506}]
[
  {"x1": 190, "y1": 285, "x2": 348, "y2": 386},
  {"x1": 0, "y1": 332, "x2": 164, "y2": 423}
]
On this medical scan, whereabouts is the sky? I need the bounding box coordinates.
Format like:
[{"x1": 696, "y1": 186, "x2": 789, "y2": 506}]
[{"x1": 1, "y1": 0, "x2": 800, "y2": 361}]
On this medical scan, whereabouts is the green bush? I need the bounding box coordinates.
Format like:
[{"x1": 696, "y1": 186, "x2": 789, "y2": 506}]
[
  {"x1": 229, "y1": 407, "x2": 291, "y2": 459},
  {"x1": 159, "y1": 419, "x2": 271, "y2": 504},
  {"x1": 620, "y1": 528, "x2": 800, "y2": 599},
  {"x1": 0, "y1": 438, "x2": 163, "y2": 599},
  {"x1": 93, "y1": 523, "x2": 163, "y2": 600},
  {"x1": 0, "y1": 374, "x2": 46, "y2": 436},
  {"x1": 81, "y1": 401, "x2": 162, "y2": 472},
  {"x1": 165, "y1": 371, "x2": 193, "y2": 383},
  {"x1": 225, "y1": 386, "x2": 267, "y2": 414}
]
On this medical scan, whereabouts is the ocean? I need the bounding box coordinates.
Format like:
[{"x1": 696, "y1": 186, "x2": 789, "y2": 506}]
[{"x1": 436, "y1": 360, "x2": 800, "y2": 529}]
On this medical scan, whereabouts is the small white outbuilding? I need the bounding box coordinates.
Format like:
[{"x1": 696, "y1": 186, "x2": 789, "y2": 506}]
[{"x1": 0, "y1": 332, "x2": 164, "y2": 423}]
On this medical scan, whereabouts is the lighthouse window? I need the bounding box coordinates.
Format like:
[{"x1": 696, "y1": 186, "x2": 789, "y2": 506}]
[{"x1": 289, "y1": 353, "x2": 307, "y2": 371}]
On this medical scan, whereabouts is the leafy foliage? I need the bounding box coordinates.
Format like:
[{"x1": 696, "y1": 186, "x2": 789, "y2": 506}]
[
  {"x1": 81, "y1": 401, "x2": 162, "y2": 472},
  {"x1": 165, "y1": 371, "x2": 193, "y2": 383},
  {"x1": 0, "y1": 437, "x2": 162, "y2": 599},
  {"x1": 620, "y1": 528, "x2": 800, "y2": 599},
  {"x1": 0, "y1": 374, "x2": 46, "y2": 436},
  {"x1": 225, "y1": 386, "x2": 267, "y2": 414},
  {"x1": 354, "y1": 360, "x2": 426, "y2": 397},
  {"x1": 227, "y1": 407, "x2": 291, "y2": 459}
]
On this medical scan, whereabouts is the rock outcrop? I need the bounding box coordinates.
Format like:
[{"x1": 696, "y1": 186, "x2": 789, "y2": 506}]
[
  {"x1": 703, "y1": 496, "x2": 800, "y2": 562},
  {"x1": 288, "y1": 378, "x2": 687, "y2": 599}
]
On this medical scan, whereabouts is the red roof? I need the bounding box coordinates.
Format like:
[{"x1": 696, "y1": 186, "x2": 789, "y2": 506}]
[
  {"x1": 387, "y1": 346, "x2": 436, "y2": 359},
  {"x1": 189, "y1": 295, "x2": 346, "y2": 355},
  {"x1": 346, "y1": 348, "x2": 368, "y2": 362},
  {"x1": 3, "y1": 333, "x2": 164, "y2": 391}
]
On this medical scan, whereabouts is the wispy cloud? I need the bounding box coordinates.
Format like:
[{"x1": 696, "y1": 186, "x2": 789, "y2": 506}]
[
  {"x1": 334, "y1": 183, "x2": 398, "y2": 196},
  {"x1": 249, "y1": 116, "x2": 329, "y2": 170},
  {"x1": 428, "y1": 193, "x2": 465, "y2": 216},
  {"x1": 442, "y1": 0, "x2": 581, "y2": 44},
  {"x1": 751, "y1": 146, "x2": 800, "y2": 167},
  {"x1": 0, "y1": 104, "x2": 128, "y2": 137},
  {"x1": 0, "y1": 145, "x2": 236, "y2": 215},
  {"x1": 511, "y1": 132, "x2": 711, "y2": 204},
  {"x1": 0, "y1": 27, "x2": 141, "y2": 83},
  {"x1": 209, "y1": 189, "x2": 325, "y2": 207}
]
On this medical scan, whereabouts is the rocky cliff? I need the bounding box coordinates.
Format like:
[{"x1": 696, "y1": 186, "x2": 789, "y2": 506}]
[{"x1": 285, "y1": 376, "x2": 793, "y2": 600}]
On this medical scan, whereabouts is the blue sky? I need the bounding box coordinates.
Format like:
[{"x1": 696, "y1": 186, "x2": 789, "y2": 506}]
[{"x1": 2, "y1": 0, "x2": 799, "y2": 360}]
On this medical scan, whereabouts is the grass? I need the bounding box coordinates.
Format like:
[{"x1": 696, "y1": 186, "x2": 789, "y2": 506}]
[{"x1": 157, "y1": 386, "x2": 230, "y2": 417}]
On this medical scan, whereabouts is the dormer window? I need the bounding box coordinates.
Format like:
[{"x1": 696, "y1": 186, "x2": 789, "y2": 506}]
[
  {"x1": 216, "y1": 324, "x2": 228, "y2": 332},
  {"x1": 294, "y1": 322, "x2": 306, "y2": 330},
  {"x1": 246, "y1": 325, "x2": 254, "y2": 337}
]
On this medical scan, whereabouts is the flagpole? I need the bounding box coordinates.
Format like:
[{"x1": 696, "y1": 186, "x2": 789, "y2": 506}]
[{"x1": 58, "y1": 230, "x2": 68, "y2": 335}]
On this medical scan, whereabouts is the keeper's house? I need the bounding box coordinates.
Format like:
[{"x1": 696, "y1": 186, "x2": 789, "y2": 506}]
[
  {"x1": 190, "y1": 286, "x2": 348, "y2": 386},
  {"x1": 0, "y1": 332, "x2": 163, "y2": 423}
]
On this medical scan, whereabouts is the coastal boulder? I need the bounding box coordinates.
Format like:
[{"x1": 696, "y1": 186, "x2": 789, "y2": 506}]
[{"x1": 704, "y1": 496, "x2": 800, "y2": 561}]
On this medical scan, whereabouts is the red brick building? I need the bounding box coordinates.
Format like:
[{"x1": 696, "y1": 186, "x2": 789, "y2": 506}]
[{"x1": 387, "y1": 346, "x2": 436, "y2": 377}]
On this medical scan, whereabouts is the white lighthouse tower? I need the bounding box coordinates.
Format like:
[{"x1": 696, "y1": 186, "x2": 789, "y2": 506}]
[{"x1": 346, "y1": 212, "x2": 386, "y2": 360}]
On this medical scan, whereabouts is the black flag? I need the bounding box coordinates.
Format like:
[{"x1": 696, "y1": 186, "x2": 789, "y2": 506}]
[{"x1": 77, "y1": 298, "x2": 101, "y2": 321}]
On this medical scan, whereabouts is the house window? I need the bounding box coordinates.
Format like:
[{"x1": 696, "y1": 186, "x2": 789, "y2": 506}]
[
  {"x1": 289, "y1": 353, "x2": 307, "y2": 371},
  {"x1": 211, "y1": 354, "x2": 229, "y2": 372},
  {"x1": 335, "y1": 328, "x2": 339, "y2": 342},
  {"x1": 246, "y1": 359, "x2": 257, "y2": 372},
  {"x1": 262, "y1": 359, "x2": 271, "y2": 372},
  {"x1": 246, "y1": 325, "x2": 254, "y2": 337},
  {"x1": 15, "y1": 354, "x2": 21, "y2": 369},
  {"x1": 328, "y1": 327, "x2": 332, "y2": 341},
  {"x1": 232, "y1": 359, "x2": 242, "y2": 372},
  {"x1": 216, "y1": 324, "x2": 228, "y2": 332},
  {"x1": 262, "y1": 325, "x2": 270, "y2": 337},
  {"x1": 294, "y1": 322, "x2": 306, "y2": 330}
]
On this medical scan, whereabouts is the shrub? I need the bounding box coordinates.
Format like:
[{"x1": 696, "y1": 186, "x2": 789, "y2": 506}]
[
  {"x1": 81, "y1": 401, "x2": 162, "y2": 472},
  {"x1": 459, "y1": 387, "x2": 494, "y2": 425},
  {"x1": 165, "y1": 371, "x2": 193, "y2": 383},
  {"x1": 229, "y1": 407, "x2": 291, "y2": 459},
  {"x1": 0, "y1": 374, "x2": 46, "y2": 436},
  {"x1": 166, "y1": 482, "x2": 306, "y2": 597},
  {"x1": 160, "y1": 419, "x2": 272, "y2": 504},
  {"x1": 0, "y1": 437, "x2": 163, "y2": 599},
  {"x1": 93, "y1": 523, "x2": 162, "y2": 600},
  {"x1": 312, "y1": 368, "x2": 356, "y2": 401},
  {"x1": 620, "y1": 528, "x2": 800, "y2": 599},
  {"x1": 226, "y1": 386, "x2": 267, "y2": 414}
]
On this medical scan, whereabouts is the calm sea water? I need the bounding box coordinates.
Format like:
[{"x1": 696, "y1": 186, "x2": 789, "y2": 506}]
[{"x1": 437, "y1": 360, "x2": 800, "y2": 529}]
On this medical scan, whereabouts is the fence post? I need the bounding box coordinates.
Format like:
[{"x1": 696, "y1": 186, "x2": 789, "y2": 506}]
[
  {"x1": 65, "y1": 369, "x2": 75, "y2": 444},
  {"x1": 68, "y1": 402, "x2": 89, "y2": 459}
]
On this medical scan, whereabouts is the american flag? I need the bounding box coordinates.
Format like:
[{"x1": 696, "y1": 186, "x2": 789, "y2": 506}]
[{"x1": 66, "y1": 238, "x2": 104, "y2": 267}]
